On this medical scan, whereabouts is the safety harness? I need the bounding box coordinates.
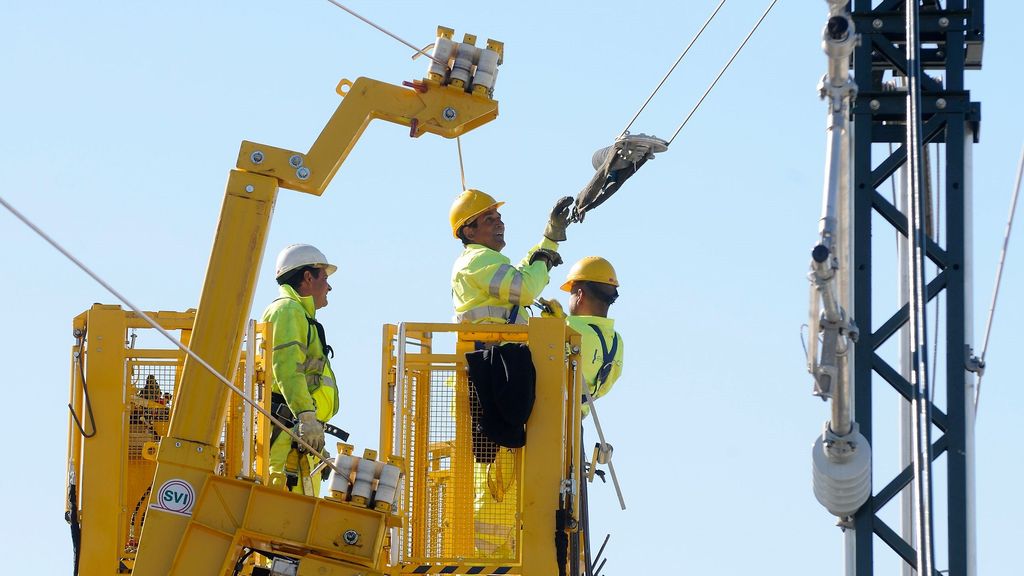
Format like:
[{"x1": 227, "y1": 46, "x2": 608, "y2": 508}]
[
  {"x1": 587, "y1": 323, "x2": 619, "y2": 396},
  {"x1": 267, "y1": 297, "x2": 345, "y2": 489},
  {"x1": 271, "y1": 296, "x2": 334, "y2": 358}
]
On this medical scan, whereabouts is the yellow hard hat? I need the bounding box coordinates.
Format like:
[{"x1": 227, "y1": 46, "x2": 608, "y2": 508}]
[
  {"x1": 560, "y1": 256, "x2": 619, "y2": 291},
  {"x1": 449, "y1": 189, "x2": 504, "y2": 239}
]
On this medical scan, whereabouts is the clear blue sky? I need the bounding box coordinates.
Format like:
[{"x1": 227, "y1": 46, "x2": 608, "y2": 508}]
[{"x1": 1, "y1": 1, "x2": 1020, "y2": 573}]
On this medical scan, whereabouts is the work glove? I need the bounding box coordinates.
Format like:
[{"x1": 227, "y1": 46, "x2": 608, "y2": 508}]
[
  {"x1": 544, "y1": 196, "x2": 575, "y2": 242},
  {"x1": 536, "y1": 297, "x2": 566, "y2": 319},
  {"x1": 296, "y1": 411, "x2": 325, "y2": 453},
  {"x1": 596, "y1": 442, "x2": 614, "y2": 465},
  {"x1": 529, "y1": 248, "x2": 563, "y2": 271}
]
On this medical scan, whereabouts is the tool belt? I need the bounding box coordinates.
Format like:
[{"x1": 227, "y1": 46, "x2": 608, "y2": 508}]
[{"x1": 270, "y1": 393, "x2": 350, "y2": 443}]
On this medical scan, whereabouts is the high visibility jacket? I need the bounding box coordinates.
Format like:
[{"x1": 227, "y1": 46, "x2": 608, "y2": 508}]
[
  {"x1": 260, "y1": 285, "x2": 339, "y2": 422},
  {"x1": 452, "y1": 238, "x2": 559, "y2": 324},
  {"x1": 567, "y1": 315, "x2": 624, "y2": 416}
]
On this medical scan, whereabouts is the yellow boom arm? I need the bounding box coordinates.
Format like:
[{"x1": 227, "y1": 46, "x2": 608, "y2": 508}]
[{"x1": 132, "y1": 75, "x2": 499, "y2": 575}]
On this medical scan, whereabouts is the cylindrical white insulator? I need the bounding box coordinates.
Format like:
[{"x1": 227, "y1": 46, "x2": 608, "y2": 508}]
[
  {"x1": 812, "y1": 427, "x2": 871, "y2": 517},
  {"x1": 472, "y1": 49, "x2": 500, "y2": 92},
  {"x1": 351, "y1": 457, "x2": 377, "y2": 505},
  {"x1": 328, "y1": 453, "x2": 355, "y2": 500},
  {"x1": 429, "y1": 37, "x2": 455, "y2": 79},
  {"x1": 822, "y1": 15, "x2": 856, "y2": 87},
  {"x1": 449, "y1": 43, "x2": 480, "y2": 87},
  {"x1": 374, "y1": 463, "x2": 402, "y2": 511}
]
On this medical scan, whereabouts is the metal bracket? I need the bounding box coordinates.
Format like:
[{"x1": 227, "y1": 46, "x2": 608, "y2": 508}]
[{"x1": 965, "y1": 345, "x2": 985, "y2": 376}]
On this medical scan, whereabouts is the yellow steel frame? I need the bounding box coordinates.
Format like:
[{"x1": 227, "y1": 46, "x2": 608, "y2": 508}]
[
  {"x1": 130, "y1": 58, "x2": 500, "y2": 573},
  {"x1": 379, "y1": 319, "x2": 583, "y2": 576},
  {"x1": 237, "y1": 77, "x2": 499, "y2": 196},
  {"x1": 67, "y1": 308, "x2": 278, "y2": 574},
  {"x1": 67, "y1": 306, "x2": 195, "y2": 575},
  {"x1": 172, "y1": 475, "x2": 389, "y2": 576}
]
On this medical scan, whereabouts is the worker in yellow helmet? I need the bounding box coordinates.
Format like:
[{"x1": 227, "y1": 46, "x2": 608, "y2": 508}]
[
  {"x1": 548, "y1": 256, "x2": 624, "y2": 416},
  {"x1": 450, "y1": 189, "x2": 574, "y2": 324},
  {"x1": 449, "y1": 189, "x2": 572, "y2": 559},
  {"x1": 261, "y1": 244, "x2": 340, "y2": 496}
]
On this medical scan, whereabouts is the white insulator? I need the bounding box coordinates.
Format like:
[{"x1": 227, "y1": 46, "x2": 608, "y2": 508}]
[
  {"x1": 812, "y1": 423, "x2": 871, "y2": 517},
  {"x1": 449, "y1": 43, "x2": 480, "y2": 87},
  {"x1": 351, "y1": 457, "x2": 377, "y2": 505},
  {"x1": 429, "y1": 37, "x2": 455, "y2": 79},
  {"x1": 328, "y1": 453, "x2": 355, "y2": 500},
  {"x1": 825, "y1": 0, "x2": 848, "y2": 15},
  {"x1": 374, "y1": 463, "x2": 402, "y2": 511},
  {"x1": 472, "y1": 48, "x2": 500, "y2": 92},
  {"x1": 822, "y1": 14, "x2": 856, "y2": 87}
]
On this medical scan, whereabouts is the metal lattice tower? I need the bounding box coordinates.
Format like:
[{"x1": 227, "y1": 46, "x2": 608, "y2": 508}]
[{"x1": 849, "y1": 1, "x2": 982, "y2": 574}]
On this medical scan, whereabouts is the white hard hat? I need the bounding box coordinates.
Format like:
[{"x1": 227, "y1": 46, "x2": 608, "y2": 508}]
[{"x1": 275, "y1": 244, "x2": 337, "y2": 280}]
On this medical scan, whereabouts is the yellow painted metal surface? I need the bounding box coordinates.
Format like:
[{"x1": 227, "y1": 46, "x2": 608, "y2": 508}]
[
  {"x1": 236, "y1": 77, "x2": 499, "y2": 196},
  {"x1": 134, "y1": 170, "x2": 279, "y2": 575},
  {"x1": 71, "y1": 306, "x2": 128, "y2": 576},
  {"x1": 172, "y1": 475, "x2": 388, "y2": 575},
  {"x1": 66, "y1": 305, "x2": 199, "y2": 574},
  {"x1": 379, "y1": 319, "x2": 582, "y2": 575},
  {"x1": 130, "y1": 59, "x2": 500, "y2": 573},
  {"x1": 59, "y1": 32, "x2": 628, "y2": 575},
  {"x1": 69, "y1": 309, "x2": 583, "y2": 575}
]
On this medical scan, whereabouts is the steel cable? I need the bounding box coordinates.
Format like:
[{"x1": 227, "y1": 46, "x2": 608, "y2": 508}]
[
  {"x1": 0, "y1": 195, "x2": 340, "y2": 476},
  {"x1": 323, "y1": 0, "x2": 448, "y2": 67},
  {"x1": 974, "y1": 143, "x2": 1024, "y2": 412},
  {"x1": 669, "y1": 0, "x2": 779, "y2": 145},
  {"x1": 618, "y1": 0, "x2": 727, "y2": 138}
]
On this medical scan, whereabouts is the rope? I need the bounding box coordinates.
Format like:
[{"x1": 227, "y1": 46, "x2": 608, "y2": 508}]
[
  {"x1": 323, "y1": 0, "x2": 447, "y2": 67},
  {"x1": 975, "y1": 143, "x2": 1024, "y2": 412},
  {"x1": 69, "y1": 331, "x2": 97, "y2": 438},
  {"x1": 618, "y1": 0, "x2": 727, "y2": 139},
  {"x1": 457, "y1": 136, "x2": 467, "y2": 191},
  {"x1": 0, "y1": 195, "x2": 340, "y2": 476},
  {"x1": 668, "y1": 0, "x2": 779, "y2": 145}
]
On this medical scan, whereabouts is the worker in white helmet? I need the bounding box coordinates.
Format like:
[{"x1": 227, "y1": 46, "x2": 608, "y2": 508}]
[
  {"x1": 450, "y1": 189, "x2": 574, "y2": 324},
  {"x1": 260, "y1": 244, "x2": 340, "y2": 496}
]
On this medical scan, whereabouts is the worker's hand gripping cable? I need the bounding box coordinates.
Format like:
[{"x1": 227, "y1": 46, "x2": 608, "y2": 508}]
[
  {"x1": 0, "y1": 195, "x2": 342, "y2": 479},
  {"x1": 544, "y1": 196, "x2": 575, "y2": 241}
]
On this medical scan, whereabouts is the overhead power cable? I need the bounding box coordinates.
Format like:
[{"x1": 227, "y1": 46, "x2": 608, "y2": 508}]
[
  {"x1": 0, "y1": 195, "x2": 340, "y2": 477},
  {"x1": 669, "y1": 0, "x2": 779, "y2": 145},
  {"x1": 974, "y1": 143, "x2": 1024, "y2": 412},
  {"x1": 619, "y1": 0, "x2": 727, "y2": 139},
  {"x1": 457, "y1": 136, "x2": 468, "y2": 191},
  {"x1": 323, "y1": 0, "x2": 447, "y2": 66},
  {"x1": 571, "y1": 0, "x2": 777, "y2": 223}
]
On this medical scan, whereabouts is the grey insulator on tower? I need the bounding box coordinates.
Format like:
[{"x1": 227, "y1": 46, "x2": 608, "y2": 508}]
[{"x1": 812, "y1": 422, "x2": 871, "y2": 517}]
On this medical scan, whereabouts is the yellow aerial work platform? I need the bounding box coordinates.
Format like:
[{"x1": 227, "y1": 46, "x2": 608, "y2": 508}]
[
  {"x1": 67, "y1": 309, "x2": 588, "y2": 576},
  {"x1": 64, "y1": 25, "x2": 600, "y2": 576}
]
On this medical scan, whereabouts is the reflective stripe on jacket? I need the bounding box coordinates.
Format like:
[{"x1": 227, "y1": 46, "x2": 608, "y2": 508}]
[
  {"x1": 567, "y1": 315, "x2": 624, "y2": 415},
  {"x1": 452, "y1": 238, "x2": 558, "y2": 324},
  {"x1": 260, "y1": 285, "x2": 339, "y2": 422}
]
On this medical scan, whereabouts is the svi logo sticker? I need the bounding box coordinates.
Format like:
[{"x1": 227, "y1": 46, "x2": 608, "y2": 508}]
[{"x1": 150, "y1": 479, "x2": 196, "y2": 516}]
